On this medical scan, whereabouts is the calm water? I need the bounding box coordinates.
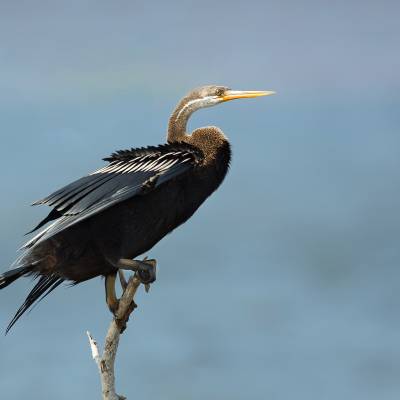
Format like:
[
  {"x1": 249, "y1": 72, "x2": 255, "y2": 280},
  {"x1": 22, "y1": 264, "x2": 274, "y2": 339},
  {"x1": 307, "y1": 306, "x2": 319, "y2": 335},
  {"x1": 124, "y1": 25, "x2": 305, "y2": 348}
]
[{"x1": 0, "y1": 2, "x2": 399, "y2": 399}]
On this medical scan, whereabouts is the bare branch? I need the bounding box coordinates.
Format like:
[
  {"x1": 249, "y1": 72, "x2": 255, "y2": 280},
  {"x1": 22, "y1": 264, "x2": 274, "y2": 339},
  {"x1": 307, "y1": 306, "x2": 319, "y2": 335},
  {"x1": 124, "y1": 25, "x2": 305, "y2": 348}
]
[
  {"x1": 87, "y1": 273, "x2": 143, "y2": 400},
  {"x1": 87, "y1": 331, "x2": 101, "y2": 367}
]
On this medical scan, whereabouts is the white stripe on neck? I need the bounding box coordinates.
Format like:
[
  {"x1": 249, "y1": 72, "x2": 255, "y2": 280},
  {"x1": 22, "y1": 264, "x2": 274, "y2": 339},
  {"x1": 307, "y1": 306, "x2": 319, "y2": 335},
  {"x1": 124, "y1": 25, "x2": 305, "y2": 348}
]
[{"x1": 175, "y1": 96, "x2": 216, "y2": 122}]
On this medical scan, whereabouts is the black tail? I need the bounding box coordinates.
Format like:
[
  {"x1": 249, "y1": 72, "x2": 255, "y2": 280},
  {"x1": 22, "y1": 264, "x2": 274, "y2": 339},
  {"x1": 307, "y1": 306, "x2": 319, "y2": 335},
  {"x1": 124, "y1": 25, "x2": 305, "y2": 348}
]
[
  {"x1": 0, "y1": 266, "x2": 33, "y2": 290},
  {"x1": 1, "y1": 265, "x2": 64, "y2": 333},
  {"x1": 5, "y1": 275, "x2": 64, "y2": 334}
]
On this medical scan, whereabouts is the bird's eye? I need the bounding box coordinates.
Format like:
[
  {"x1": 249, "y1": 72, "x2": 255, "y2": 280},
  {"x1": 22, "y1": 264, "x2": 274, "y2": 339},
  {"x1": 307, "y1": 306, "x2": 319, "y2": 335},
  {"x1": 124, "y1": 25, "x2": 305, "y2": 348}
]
[{"x1": 215, "y1": 88, "x2": 225, "y2": 97}]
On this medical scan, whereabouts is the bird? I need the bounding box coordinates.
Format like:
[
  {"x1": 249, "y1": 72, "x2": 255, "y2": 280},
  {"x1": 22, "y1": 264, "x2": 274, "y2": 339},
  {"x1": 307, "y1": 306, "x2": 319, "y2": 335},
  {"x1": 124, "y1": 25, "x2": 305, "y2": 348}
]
[{"x1": 0, "y1": 85, "x2": 274, "y2": 332}]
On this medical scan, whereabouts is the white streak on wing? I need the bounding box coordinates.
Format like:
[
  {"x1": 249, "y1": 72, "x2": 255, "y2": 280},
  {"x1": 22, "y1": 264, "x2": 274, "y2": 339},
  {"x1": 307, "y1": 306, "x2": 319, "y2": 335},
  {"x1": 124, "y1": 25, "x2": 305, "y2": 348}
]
[
  {"x1": 117, "y1": 163, "x2": 135, "y2": 174},
  {"x1": 21, "y1": 219, "x2": 64, "y2": 250},
  {"x1": 125, "y1": 162, "x2": 139, "y2": 173},
  {"x1": 99, "y1": 164, "x2": 117, "y2": 173},
  {"x1": 112, "y1": 185, "x2": 131, "y2": 197},
  {"x1": 159, "y1": 159, "x2": 178, "y2": 171},
  {"x1": 137, "y1": 160, "x2": 153, "y2": 171},
  {"x1": 156, "y1": 152, "x2": 174, "y2": 162},
  {"x1": 104, "y1": 162, "x2": 124, "y2": 173},
  {"x1": 111, "y1": 162, "x2": 136, "y2": 174},
  {"x1": 127, "y1": 162, "x2": 143, "y2": 173},
  {"x1": 141, "y1": 159, "x2": 159, "y2": 171},
  {"x1": 91, "y1": 156, "x2": 147, "y2": 175},
  {"x1": 152, "y1": 159, "x2": 171, "y2": 170},
  {"x1": 111, "y1": 164, "x2": 129, "y2": 173},
  {"x1": 90, "y1": 153, "x2": 176, "y2": 176},
  {"x1": 90, "y1": 162, "x2": 119, "y2": 175},
  {"x1": 130, "y1": 156, "x2": 143, "y2": 163},
  {"x1": 90, "y1": 166, "x2": 107, "y2": 175}
]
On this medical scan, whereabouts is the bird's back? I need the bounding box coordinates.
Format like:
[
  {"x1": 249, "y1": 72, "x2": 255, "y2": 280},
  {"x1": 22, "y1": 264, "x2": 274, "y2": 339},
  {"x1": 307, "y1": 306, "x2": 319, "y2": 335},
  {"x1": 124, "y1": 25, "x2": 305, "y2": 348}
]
[{"x1": 19, "y1": 135, "x2": 231, "y2": 283}]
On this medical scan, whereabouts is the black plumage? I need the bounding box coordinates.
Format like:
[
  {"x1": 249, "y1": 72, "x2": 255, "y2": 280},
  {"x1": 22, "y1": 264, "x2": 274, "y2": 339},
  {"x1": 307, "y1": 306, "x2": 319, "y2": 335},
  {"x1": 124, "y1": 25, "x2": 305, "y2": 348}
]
[
  {"x1": 0, "y1": 85, "x2": 273, "y2": 332},
  {"x1": 27, "y1": 143, "x2": 203, "y2": 245}
]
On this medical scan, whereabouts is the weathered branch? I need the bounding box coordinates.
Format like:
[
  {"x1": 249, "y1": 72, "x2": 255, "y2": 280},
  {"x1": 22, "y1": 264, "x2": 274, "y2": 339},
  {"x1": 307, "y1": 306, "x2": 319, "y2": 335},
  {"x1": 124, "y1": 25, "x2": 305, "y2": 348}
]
[{"x1": 87, "y1": 272, "x2": 143, "y2": 400}]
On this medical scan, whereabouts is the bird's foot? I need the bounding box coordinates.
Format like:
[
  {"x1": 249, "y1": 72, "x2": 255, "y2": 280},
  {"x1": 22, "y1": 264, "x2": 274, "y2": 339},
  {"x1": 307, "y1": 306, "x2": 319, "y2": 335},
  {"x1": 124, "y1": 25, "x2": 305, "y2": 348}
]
[
  {"x1": 115, "y1": 269, "x2": 137, "y2": 332},
  {"x1": 117, "y1": 256, "x2": 157, "y2": 286},
  {"x1": 105, "y1": 272, "x2": 137, "y2": 316},
  {"x1": 105, "y1": 257, "x2": 156, "y2": 332}
]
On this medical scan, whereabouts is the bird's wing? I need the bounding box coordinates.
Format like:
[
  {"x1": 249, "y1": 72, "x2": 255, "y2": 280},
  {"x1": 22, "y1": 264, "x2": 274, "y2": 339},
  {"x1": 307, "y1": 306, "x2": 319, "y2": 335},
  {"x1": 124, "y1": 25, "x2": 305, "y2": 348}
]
[{"x1": 24, "y1": 143, "x2": 202, "y2": 248}]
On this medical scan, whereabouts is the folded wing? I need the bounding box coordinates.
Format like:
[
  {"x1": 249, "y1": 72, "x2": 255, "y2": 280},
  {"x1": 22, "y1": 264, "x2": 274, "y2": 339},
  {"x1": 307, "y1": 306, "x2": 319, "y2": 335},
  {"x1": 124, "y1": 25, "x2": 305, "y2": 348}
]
[{"x1": 24, "y1": 143, "x2": 202, "y2": 248}]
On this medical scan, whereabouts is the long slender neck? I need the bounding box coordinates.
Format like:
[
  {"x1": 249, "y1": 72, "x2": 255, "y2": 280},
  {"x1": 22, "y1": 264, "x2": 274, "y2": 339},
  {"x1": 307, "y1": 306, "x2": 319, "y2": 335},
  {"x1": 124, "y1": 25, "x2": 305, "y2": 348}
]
[{"x1": 167, "y1": 96, "x2": 209, "y2": 142}]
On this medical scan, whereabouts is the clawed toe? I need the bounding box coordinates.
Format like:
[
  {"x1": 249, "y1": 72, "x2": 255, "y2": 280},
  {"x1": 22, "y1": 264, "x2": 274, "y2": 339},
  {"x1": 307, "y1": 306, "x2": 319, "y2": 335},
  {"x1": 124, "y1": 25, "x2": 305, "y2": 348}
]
[
  {"x1": 104, "y1": 257, "x2": 157, "y2": 332},
  {"x1": 117, "y1": 257, "x2": 157, "y2": 284}
]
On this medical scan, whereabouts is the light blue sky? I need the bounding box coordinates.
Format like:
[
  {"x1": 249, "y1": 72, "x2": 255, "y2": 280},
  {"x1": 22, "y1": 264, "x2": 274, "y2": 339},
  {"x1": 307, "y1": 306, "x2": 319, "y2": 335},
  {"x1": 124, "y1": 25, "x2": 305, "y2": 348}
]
[{"x1": 0, "y1": 1, "x2": 399, "y2": 399}]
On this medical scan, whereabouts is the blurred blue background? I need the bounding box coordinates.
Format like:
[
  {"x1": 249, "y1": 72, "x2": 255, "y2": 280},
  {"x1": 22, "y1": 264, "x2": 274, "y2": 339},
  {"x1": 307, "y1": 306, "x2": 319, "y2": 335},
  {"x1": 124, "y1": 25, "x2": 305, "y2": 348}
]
[{"x1": 1, "y1": 1, "x2": 399, "y2": 399}]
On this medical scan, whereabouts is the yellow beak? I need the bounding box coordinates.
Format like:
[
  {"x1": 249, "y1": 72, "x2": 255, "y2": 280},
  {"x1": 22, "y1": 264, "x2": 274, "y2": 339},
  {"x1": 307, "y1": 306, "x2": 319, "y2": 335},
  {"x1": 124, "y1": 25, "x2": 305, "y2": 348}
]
[{"x1": 222, "y1": 90, "x2": 276, "y2": 102}]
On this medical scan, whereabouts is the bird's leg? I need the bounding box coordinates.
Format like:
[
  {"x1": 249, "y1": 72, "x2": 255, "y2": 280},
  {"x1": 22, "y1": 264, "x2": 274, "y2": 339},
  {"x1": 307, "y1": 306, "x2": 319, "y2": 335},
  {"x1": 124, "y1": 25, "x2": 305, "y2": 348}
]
[
  {"x1": 105, "y1": 272, "x2": 119, "y2": 315},
  {"x1": 118, "y1": 269, "x2": 128, "y2": 290},
  {"x1": 105, "y1": 270, "x2": 137, "y2": 333},
  {"x1": 117, "y1": 257, "x2": 157, "y2": 287},
  {"x1": 109, "y1": 257, "x2": 156, "y2": 332}
]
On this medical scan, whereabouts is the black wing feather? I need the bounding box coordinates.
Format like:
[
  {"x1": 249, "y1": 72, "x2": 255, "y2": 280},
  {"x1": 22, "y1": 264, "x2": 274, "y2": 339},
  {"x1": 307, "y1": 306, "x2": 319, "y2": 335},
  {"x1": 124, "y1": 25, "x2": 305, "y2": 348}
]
[
  {"x1": 6, "y1": 275, "x2": 64, "y2": 333},
  {"x1": 31, "y1": 162, "x2": 194, "y2": 244},
  {"x1": 26, "y1": 143, "x2": 202, "y2": 246}
]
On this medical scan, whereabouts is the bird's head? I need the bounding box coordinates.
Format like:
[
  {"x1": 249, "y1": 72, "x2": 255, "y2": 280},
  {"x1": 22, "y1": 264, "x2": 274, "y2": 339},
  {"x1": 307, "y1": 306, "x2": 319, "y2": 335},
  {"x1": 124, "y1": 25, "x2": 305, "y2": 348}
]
[
  {"x1": 185, "y1": 85, "x2": 275, "y2": 109},
  {"x1": 168, "y1": 84, "x2": 275, "y2": 141}
]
